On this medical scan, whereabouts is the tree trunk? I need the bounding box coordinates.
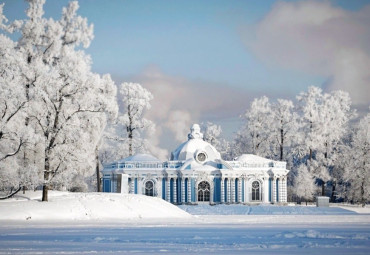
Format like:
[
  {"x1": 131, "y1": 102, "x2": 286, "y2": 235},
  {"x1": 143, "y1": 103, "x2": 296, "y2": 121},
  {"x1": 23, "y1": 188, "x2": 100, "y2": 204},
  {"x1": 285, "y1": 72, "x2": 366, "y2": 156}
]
[
  {"x1": 321, "y1": 182, "x2": 325, "y2": 196},
  {"x1": 96, "y1": 146, "x2": 101, "y2": 192},
  {"x1": 280, "y1": 128, "x2": 284, "y2": 161},
  {"x1": 330, "y1": 181, "x2": 336, "y2": 202},
  {"x1": 128, "y1": 131, "x2": 133, "y2": 156},
  {"x1": 42, "y1": 184, "x2": 48, "y2": 202},
  {"x1": 42, "y1": 155, "x2": 50, "y2": 202},
  {"x1": 361, "y1": 178, "x2": 365, "y2": 206}
]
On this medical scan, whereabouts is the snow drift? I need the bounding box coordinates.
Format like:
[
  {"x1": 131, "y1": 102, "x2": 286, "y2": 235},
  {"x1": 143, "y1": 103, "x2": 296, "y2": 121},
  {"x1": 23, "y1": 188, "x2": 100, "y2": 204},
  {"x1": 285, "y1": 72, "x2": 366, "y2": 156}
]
[{"x1": 0, "y1": 191, "x2": 191, "y2": 221}]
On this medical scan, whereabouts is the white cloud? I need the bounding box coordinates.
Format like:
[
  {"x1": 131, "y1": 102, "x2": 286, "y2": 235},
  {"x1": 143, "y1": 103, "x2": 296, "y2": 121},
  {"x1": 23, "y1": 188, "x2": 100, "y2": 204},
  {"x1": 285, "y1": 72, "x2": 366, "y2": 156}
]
[
  {"x1": 165, "y1": 110, "x2": 192, "y2": 142},
  {"x1": 121, "y1": 66, "x2": 256, "y2": 149},
  {"x1": 146, "y1": 125, "x2": 169, "y2": 160},
  {"x1": 244, "y1": 0, "x2": 370, "y2": 105}
]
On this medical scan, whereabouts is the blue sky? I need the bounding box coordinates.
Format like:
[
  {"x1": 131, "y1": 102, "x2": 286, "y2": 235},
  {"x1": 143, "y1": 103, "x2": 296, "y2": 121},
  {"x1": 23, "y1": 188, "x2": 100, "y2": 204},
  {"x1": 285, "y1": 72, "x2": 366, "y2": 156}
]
[{"x1": 1, "y1": 0, "x2": 370, "y2": 156}]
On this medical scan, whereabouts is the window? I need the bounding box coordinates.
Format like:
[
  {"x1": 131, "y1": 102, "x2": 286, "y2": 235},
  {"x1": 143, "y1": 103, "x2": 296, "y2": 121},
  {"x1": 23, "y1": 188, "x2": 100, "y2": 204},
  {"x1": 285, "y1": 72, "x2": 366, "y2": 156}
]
[
  {"x1": 198, "y1": 181, "x2": 210, "y2": 202},
  {"x1": 196, "y1": 152, "x2": 207, "y2": 163},
  {"x1": 145, "y1": 181, "x2": 154, "y2": 196},
  {"x1": 251, "y1": 181, "x2": 260, "y2": 201}
]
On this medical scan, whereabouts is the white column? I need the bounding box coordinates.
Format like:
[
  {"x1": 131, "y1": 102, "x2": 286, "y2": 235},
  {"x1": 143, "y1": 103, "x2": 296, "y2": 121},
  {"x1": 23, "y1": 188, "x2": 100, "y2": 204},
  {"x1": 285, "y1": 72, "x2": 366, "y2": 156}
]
[
  {"x1": 210, "y1": 180, "x2": 214, "y2": 204},
  {"x1": 130, "y1": 178, "x2": 135, "y2": 194},
  {"x1": 187, "y1": 178, "x2": 192, "y2": 203},
  {"x1": 166, "y1": 178, "x2": 171, "y2": 202},
  {"x1": 157, "y1": 178, "x2": 162, "y2": 198},
  {"x1": 272, "y1": 177, "x2": 276, "y2": 203},
  {"x1": 173, "y1": 178, "x2": 177, "y2": 203},
  {"x1": 238, "y1": 179, "x2": 242, "y2": 203},
  {"x1": 244, "y1": 178, "x2": 248, "y2": 203},
  {"x1": 279, "y1": 178, "x2": 287, "y2": 203},
  {"x1": 231, "y1": 178, "x2": 235, "y2": 203},
  {"x1": 227, "y1": 179, "x2": 231, "y2": 203},
  {"x1": 278, "y1": 178, "x2": 282, "y2": 202},
  {"x1": 120, "y1": 174, "x2": 128, "y2": 194},
  {"x1": 263, "y1": 178, "x2": 269, "y2": 203},
  {"x1": 284, "y1": 178, "x2": 288, "y2": 202},
  {"x1": 221, "y1": 178, "x2": 225, "y2": 203},
  {"x1": 181, "y1": 178, "x2": 185, "y2": 204}
]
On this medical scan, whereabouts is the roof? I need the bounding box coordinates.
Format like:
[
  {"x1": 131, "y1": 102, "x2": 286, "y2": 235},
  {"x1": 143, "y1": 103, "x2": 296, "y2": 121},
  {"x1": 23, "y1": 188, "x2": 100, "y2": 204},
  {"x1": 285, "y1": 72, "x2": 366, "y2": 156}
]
[
  {"x1": 117, "y1": 153, "x2": 161, "y2": 163},
  {"x1": 235, "y1": 154, "x2": 279, "y2": 164}
]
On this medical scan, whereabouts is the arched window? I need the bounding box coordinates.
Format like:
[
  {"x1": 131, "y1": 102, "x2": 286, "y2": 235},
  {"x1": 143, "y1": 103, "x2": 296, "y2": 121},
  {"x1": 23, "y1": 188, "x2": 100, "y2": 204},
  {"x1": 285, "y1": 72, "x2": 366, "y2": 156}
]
[
  {"x1": 198, "y1": 181, "x2": 210, "y2": 202},
  {"x1": 145, "y1": 180, "x2": 154, "y2": 196},
  {"x1": 251, "y1": 181, "x2": 260, "y2": 201}
]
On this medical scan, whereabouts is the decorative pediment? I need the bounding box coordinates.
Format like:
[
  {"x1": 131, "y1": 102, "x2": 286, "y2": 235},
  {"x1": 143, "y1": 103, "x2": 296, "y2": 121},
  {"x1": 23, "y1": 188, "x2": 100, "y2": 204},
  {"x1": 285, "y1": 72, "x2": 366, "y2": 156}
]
[{"x1": 197, "y1": 171, "x2": 211, "y2": 182}]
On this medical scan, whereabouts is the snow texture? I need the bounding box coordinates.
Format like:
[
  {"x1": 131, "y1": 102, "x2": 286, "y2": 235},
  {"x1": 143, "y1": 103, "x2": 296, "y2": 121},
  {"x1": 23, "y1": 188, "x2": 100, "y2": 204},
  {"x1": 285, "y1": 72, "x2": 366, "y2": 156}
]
[
  {"x1": 117, "y1": 153, "x2": 161, "y2": 163},
  {"x1": 0, "y1": 191, "x2": 369, "y2": 254},
  {"x1": 178, "y1": 204, "x2": 363, "y2": 215},
  {"x1": 0, "y1": 191, "x2": 190, "y2": 221}
]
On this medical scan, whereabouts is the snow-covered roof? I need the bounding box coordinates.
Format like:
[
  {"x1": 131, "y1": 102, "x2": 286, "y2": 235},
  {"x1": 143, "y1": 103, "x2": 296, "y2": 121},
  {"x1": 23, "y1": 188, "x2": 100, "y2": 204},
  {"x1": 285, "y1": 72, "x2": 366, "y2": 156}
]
[
  {"x1": 232, "y1": 154, "x2": 286, "y2": 169},
  {"x1": 235, "y1": 154, "x2": 278, "y2": 164},
  {"x1": 117, "y1": 153, "x2": 161, "y2": 163}
]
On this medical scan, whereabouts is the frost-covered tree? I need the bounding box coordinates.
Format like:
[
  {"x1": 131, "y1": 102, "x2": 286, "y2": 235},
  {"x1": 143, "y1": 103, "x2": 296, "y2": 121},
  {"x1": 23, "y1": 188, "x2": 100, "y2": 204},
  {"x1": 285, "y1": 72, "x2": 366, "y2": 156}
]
[
  {"x1": 0, "y1": 37, "x2": 26, "y2": 163},
  {"x1": 293, "y1": 164, "x2": 316, "y2": 204},
  {"x1": 236, "y1": 96, "x2": 273, "y2": 157},
  {"x1": 201, "y1": 121, "x2": 231, "y2": 159},
  {"x1": 0, "y1": 0, "x2": 117, "y2": 201},
  {"x1": 102, "y1": 82, "x2": 154, "y2": 162},
  {"x1": 341, "y1": 112, "x2": 370, "y2": 205},
  {"x1": 296, "y1": 86, "x2": 354, "y2": 196},
  {"x1": 271, "y1": 99, "x2": 298, "y2": 162},
  {"x1": 0, "y1": 10, "x2": 42, "y2": 198},
  {"x1": 201, "y1": 121, "x2": 222, "y2": 148}
]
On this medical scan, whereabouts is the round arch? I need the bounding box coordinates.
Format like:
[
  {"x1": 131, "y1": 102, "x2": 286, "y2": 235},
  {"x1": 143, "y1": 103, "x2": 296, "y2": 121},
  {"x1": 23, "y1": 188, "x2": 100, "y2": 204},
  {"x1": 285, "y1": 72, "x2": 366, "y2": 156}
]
[
  {"x1": 251, "y1": 180, "x2": 262, "y2": 201},
  {"x1": 197, "y1": 181, "x2": 210, "y2": 202},
  {"x1": 144, "y1": 180, "x2": 154, "y2": 196}
]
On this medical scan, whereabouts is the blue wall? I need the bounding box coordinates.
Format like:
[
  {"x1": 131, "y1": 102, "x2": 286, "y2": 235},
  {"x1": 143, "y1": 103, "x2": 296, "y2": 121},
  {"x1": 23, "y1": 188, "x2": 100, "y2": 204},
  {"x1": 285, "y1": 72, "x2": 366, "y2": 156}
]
[
  {"x1": 224, "y1": 179, "x2": 228, "y2": 202},
  {"x1": 276, "y1": 179, "x2": 279, "y2": 202},
  {"x1": 269, "y1": 178, "x2": 272, "y2": 202},
  {"x1": 213, "y1": 178, "x2": 221, "y2": 202},
  {"x1": 162, "y1": 178, "x2": 166, "y2": 200},
  {"x1": 170, "y1": 179, "x2": 174, "y2": 203},
  {"x1": 134, "y1": 178, "x2": 138, "y2": 194},
  {"x1": 177, "y1": 178, "x2": 181, "y2": 203},
  {"x1": 235, "y1": 179, "x2": 238, "y2": 202},
  {"x1": 184, "y1": 178, "x2": 188, "y2": 202},
  {"x1": 103, "y1": 179, "x2": 111, "y2": 192}
]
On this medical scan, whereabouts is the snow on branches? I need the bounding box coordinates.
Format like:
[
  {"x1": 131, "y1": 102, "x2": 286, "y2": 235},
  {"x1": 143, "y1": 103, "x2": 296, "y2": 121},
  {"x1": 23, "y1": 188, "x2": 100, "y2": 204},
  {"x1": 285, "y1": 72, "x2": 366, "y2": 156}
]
[{"x1": 0, "y1": 0, "x2": 117, "y2": 201}]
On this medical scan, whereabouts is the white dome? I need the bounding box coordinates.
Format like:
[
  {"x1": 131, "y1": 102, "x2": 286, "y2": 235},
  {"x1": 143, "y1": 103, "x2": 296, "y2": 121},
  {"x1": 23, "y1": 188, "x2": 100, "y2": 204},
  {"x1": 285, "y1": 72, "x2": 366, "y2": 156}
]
[{"x1": 171, "y1": 124, "x2": 221, "y2": 161}]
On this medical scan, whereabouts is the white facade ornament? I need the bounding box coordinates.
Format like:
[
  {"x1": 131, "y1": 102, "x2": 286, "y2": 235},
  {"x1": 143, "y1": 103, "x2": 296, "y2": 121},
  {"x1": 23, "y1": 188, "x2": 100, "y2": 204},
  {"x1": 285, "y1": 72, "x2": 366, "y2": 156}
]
[{"x1": 188, "y1": 124, "x2": 203, "y2": 140}]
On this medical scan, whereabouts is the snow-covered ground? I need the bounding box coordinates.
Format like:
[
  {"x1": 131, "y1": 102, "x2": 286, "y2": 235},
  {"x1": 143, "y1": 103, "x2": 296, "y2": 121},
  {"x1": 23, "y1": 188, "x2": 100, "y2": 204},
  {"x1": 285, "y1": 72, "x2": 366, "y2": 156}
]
[
  {"x1": 0, "y1": 191, "x2": 369, "y2": 254},
  {"x1": 178, "y1": 203, "x2": 367, "y2": 215},
  {"x1": 0, "y1": 191, "x2": 190, "y2": 221}
]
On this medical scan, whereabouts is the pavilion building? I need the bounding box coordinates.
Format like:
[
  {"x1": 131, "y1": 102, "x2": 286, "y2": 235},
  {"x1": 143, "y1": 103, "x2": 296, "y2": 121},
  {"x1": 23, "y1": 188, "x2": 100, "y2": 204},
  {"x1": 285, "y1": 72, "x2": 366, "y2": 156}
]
[{"x1": 102, "y1": 124, "x2": 289, "y2": 204}]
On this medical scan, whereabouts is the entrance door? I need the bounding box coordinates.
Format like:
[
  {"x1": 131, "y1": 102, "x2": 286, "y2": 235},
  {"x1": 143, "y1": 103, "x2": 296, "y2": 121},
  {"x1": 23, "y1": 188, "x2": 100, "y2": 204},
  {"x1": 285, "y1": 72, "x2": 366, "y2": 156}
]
[
  {"x1": 251, "y1": 181, "x2": 261, "y2": 201},
  {"x1": 197, "y1": 181, "x2": 210, "y2": 202},
  {"x1": 145, "y1": 180, "x2": 154, "y2": 196}
]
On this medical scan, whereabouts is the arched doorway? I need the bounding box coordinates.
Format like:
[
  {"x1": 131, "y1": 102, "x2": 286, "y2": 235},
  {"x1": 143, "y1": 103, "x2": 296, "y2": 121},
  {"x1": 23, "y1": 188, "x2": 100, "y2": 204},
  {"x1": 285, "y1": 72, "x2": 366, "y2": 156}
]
[
  {"x1": 145, "y1": 180, "x2": 154, "y2": 196},
  {"x1": 251, "y1": 181, "x2": 261, "y2": 201},
  {"x1": 198, "y1": 181, "x2": 210, "y2": 202}
]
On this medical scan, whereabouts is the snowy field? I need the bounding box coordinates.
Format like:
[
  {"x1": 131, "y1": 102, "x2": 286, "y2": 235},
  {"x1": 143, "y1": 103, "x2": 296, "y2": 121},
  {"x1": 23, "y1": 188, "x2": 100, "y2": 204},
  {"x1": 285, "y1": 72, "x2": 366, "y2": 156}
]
[{"x1": 0, "y1": 191, "x2": 369, "y2": 255}]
